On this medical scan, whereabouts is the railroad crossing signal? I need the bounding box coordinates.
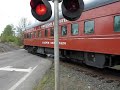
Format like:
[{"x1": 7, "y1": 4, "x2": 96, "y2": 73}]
[
  {"x1": 30, "y1": 0, "x2": 84, "y2": 21},
  {"x1": 62, "y1": 0, "x2": 84, "y2": 21},
  {"x1": 30, "y1": 0, "x2": 84, "y2": 90},
  {"x1": 30, "y1": 0, "x2": 52, "y2": 21}
]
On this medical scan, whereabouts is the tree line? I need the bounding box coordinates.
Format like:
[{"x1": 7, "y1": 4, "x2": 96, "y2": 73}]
[{"x1": 0, "y1": 18, "x2": 31, "y2": 46}]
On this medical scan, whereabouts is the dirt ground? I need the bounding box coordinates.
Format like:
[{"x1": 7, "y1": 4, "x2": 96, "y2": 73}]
[{"x1": 0, "y1": 42, "x2": 19, "y2": 53}]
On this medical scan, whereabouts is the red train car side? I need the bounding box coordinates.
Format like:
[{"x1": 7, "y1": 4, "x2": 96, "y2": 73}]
[{"x1": 24, "y1": 1, "x2": 120, "y2": 68}]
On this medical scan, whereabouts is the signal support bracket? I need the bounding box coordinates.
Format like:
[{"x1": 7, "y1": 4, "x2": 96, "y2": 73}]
[{"x1": 51, "y1": 0, "x2": 62, "y2": 3}]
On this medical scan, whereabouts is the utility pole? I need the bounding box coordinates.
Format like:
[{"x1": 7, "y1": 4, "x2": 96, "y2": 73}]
[{"x1": 54, "y1": 0, "x2": 60, "y2": 90}]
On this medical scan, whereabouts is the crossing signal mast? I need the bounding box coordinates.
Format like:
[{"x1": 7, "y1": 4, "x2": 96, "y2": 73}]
[
  {"x1": 30, "y1": 0, "x2": 84, "y2": 21},
  {"x1": 30, "y1": 0, "x2": 84, "y2": 90}
]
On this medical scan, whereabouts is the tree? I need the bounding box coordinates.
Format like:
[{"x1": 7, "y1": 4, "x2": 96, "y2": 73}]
[
  {"x1": 2, "y1": 25, "x2": 14, "y2": 36},
  {"x1": 17, "y1": 18, "x2": 31, "y2": 32},
  {"x1": 16, "y1": 18, "x2": 31, "y2": 45},
  {"x1": 1, "y1": 24, "x2": 15, "y2": 42}
]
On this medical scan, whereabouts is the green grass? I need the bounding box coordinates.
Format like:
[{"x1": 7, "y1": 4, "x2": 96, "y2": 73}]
[{"x1": 34, "y1": 65, "x2": 55, "y2": 90}]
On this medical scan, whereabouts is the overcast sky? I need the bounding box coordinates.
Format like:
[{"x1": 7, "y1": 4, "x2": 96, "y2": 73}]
[{"x1": 0, "y1": 0, "x2": 36, "y2": 34}]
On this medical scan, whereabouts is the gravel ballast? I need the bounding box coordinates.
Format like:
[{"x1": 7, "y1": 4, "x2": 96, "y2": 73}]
[{"x1": 35, "y1": 60, "x2": 120, "y2": 90}]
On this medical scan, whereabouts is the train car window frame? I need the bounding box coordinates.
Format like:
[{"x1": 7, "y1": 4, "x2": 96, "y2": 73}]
[
  {"x1": 61, "y1": 25, "x2": 67, "y2": 36},
  {"x1": 84, "y1": 20, "x2": 94, "y2": 34},
  {"x1": 114, "y1": 15, "x2": 120, "y2": 32},
  {"x1": 27, "y1": 33, "x2": 29, "y2": 38},
  {"x1": 45, "y1": 29, "x2": 48, "y2": 37},
  {"x1": 33, "y1": 31, "x2": 36, "y2": 38},
  {"x1": 25, "y1": 34, "x2": 27, "y2": 39},
  {"x1": 28, "y1": 33, "x2": 30, "y2": 38},
  {"x1": 38, "y1": 31, "x2": 41, "y2": 38},
  {"x1": 30, "y1": 32, "x2": 32, "y2": 38},
  {"x1": 50, "y1": 27, "x2": 54, "y2": 36},
  {"x1": 71, "y1": 23, "x2": 79, "y2": 36}
]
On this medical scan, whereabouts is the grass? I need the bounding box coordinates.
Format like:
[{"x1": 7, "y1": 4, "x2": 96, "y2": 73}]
[{"x1": 34, "y1": 65, "x2": 55, "y2": 90}]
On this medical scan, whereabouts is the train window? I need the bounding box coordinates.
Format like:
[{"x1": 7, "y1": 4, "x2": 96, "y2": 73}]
[
  {"x1": 27, "y1": 33, "x2": 29, "y2": 38},
  {"x1": 28, "y1": 33, "x2": 30, "y2": 38},
  {"x1": 38, "y1": 31, "x2": 41, "y2": 37},
  {"x1": 114, "y1": 15, "x2": 120, "y2": 32},
  {"x1": 25, "y1": 34, "x2": 27, "y2": 39},
  {"x1": 61, "y1": 25, "x2": 67, "y2": 36},
  {"x1": 33, "y1": 32, "x2": 36, "y2": 38},
  {"x1": 45, "y1": 29, "x2": 48, "y2": 37},
  {"x1": 30, "y1": 32, "x2": 32, "y2": 38},
  {"x1": 71, "y1": 23, "x2": 79, "y2": 35},
  {"x1": 50, "y1": 28, "x2": 54, "y2": 36},
  {"x1": 84, "y1": 20, "x2": 94, "y2": 34}
]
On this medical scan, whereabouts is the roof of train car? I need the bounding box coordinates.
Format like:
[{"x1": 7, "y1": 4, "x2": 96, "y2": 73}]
[{"x1": 25, "y1": 0, "x2": 119, "y2": 30}]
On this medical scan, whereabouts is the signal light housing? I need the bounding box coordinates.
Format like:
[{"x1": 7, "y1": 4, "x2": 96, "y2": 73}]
[
  {"x1": 30, "y1": 0, "x2": 52, "y2": 21},
  {"x1": 62, "y1": 0, "x2": 84, "y2": 21}
]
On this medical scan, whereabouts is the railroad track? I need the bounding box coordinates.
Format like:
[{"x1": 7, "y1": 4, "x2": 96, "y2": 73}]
[{"x1": 60, "y1": 58, "x2": 120, "y2": 85}]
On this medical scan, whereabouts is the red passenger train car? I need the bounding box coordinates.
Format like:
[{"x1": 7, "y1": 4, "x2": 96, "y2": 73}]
[{"x1": 24, "y1": 0, "x2": 120, "y2": 68}]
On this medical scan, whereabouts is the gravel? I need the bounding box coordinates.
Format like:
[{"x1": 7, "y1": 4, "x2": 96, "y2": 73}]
[
  {"x1": 35, "y1": 58, "x2": 120, "y2": 90},
  {"x1": 59, "y1": 61, "x2": 120, "y2": 90}
]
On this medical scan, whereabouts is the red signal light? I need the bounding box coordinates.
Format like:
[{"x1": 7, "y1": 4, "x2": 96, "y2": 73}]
[
  {"x1": 36, "y1": 4, "x2": 47, "y2": 16},
  {"x1": 30, "y1": 0, "x2": 52, "y2": 21}
]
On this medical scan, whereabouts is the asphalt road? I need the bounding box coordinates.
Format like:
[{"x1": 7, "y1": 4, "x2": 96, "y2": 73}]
[{"x1": 0, "y1": 49, "x2": 52, "y2": 90}]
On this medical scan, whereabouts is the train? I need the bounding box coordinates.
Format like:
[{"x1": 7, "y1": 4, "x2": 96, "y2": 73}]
[{"x1": 23, "y1": 0, "x2": 120, "y2": 69}]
